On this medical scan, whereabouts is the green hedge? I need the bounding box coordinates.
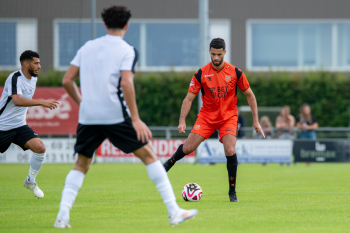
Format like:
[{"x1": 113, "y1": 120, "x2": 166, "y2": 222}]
[{"x1": 1, "y1": 70, "x2": 349, "y2": 127}]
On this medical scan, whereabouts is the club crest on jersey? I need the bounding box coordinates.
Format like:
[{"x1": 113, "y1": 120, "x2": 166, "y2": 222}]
[
  {"x1": 194, "y1": 125, "x2": 200, "y2": 130},
  {"x1": 225, "y1": 75, "x2": 231, "y2": 82}
]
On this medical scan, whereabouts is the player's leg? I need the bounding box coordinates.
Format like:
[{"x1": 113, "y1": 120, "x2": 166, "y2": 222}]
[
  {"x1": 54, "y1": 124, "x2": 105, "y2": 228},
  {"x1": 219, "y1": 117, "x2": 239, "y2": 202},
  {"x1": 23, "y1": 138, "x2": 45, "y2": 184},
  {"x1": 132, "y1": 144, "x2": 198, "y2": 225},
  {"x1": 106, "y1": 121, "x2": 198, "y2": 225},
  {"x1": 221, "y1": 134, "x2": 239, "y2": 202},
  {"x1": 12, "y1": 125, "x2": 45, "y2": 198},
  {"x1": 163, "y1": 116, "x2": 214, "y2": 172},
  {"x1": 163, "y1": 133, "x2": 204, "y2": 171},
  {"x1": 0, "y1": 128, "x2": 17, "y2": 154}
]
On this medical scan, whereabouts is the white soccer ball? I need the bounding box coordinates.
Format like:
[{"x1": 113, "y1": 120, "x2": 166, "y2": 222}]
[{"x1": 182, "y1": 183, "x2": 202, "y2": 202}]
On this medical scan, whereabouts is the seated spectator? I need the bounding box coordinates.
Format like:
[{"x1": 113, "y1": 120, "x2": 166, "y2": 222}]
[
  {"x1": 296, "y1": 103, "x2": 318, "y2": 139},
  {"x1": 275, "y1": 106, "x2": 295, "y2": 139},
  {"x1": 257, "y1": 116, "x2": 273, "y2": 139},
  {"x1": 237, "y1": 109, "x2": 245, "y2": 138}
]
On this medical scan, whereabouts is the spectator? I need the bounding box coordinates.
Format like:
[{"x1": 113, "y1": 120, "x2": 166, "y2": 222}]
[
  {"x1": 258, "y1": 116, "x2": 273, "y2": 139},
  {"x1": 275, "y1": 106, "x2": 295, "y2": 139},
  {"x1": 237, "y1": 109, "x2": 245, "y2": 138},
  {"x1": 296, "y1": 103, "x2": 318, "y2": 139}
]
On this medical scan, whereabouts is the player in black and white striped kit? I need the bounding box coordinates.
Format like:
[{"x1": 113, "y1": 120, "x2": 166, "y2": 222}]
[
  {"x1": 0, "y1": 50, "x2": 59, "y2": 198},
  {"x1": 54, "y1": 5, "x2": 198, "y2": 228}
]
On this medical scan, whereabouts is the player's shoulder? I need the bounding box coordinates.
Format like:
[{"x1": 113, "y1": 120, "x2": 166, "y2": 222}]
[
  {"x1": 224, "y1": 63, "x2": 244, "y2": 79},
  {"x1": 200, "y1": 62, "x2": 213, "y2": 73},
  {"x1": 224, "y1": 62, "x2": 242, "y2": 73},
  {"x1": 6, "y1": 70, "x2": 22, "y2": 82}
]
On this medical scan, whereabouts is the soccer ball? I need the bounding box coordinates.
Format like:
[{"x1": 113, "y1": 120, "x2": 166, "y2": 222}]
[{"x1": 182, "y1": 183, "x2": 202, "y2": 202}]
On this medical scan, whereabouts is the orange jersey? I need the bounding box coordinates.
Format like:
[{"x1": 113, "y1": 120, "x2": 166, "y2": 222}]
[{"x1": 188, "y1": 62, "x2": 250, "y2": 124}]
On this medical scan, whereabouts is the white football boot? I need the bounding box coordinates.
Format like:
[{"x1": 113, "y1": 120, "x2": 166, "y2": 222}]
[
  {"x1": 168, "y1": 208, "x2": 198, "y2": 226},
  {"x1": 54, "y1": 218, "x2": 71, "y2": 228},
  {"x1": 23, "y1": 178, "x2": 44, "y2": 198}
]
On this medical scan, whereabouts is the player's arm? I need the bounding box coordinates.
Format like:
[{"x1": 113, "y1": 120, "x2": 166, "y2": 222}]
[
  {"x1": 242, "y1": 87, "x2": 265, "y2": 138},
  {"x1": 12, "y1": 94, "x2": 58, "y2": 110},
  {"x1": 178, "y1": 92, "x2": 197, "y2": 133},
  {"x1": 120, "y1": 70, "x2": 152, "y2": 143},
  {"x1": 62, "y1": 65, "x2": 81, "y2": 105}
]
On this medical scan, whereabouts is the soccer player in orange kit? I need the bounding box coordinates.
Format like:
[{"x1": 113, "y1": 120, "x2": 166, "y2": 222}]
[{"x1": 163, "y1": 38, "x2": 265, "y2": 202}]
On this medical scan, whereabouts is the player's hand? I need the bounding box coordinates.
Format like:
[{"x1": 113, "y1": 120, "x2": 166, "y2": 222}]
[
  {"x1": 41, "y1": 100, "x2": 59, "y2": 110},
  {"x1": 178, "y1": 122, "x2": 186, "y2": 134},
  {"x1": 132, "y1": 118, "x2": 153, "y2": 143},
  {"x1": 253, "y1": 121, "x2": 265, "y2": 138}
]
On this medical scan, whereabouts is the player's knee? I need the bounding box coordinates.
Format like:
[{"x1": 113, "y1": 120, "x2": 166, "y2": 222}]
[
  {"x1": 34, "y1": 143, "x2": 46, "y2": 154},
  {"x1": 224, "y1": 147, "x2": 236, "y2": 156},
  {"x1": 75, "y1": 161, "x2": 90, "y2": 174}
]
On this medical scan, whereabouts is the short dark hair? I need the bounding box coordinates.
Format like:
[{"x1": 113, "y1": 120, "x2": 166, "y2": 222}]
[
  {"x1": 101, "y1": 5, "x2": 131, "y2": 29},
  {"x1": 210, "y1": 38, "x2": 226, "y2": 50},
  {"x1": 20, "y1": 50, "x2": 39, "y2": 64}
]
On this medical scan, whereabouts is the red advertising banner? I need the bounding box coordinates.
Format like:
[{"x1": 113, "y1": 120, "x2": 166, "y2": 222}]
[
  {"x1": 0, "y1": 87, "x2": 79, "y2": 135},
  {"x1": 96, "y1": 139, "x2": 195, "y2": 163}
]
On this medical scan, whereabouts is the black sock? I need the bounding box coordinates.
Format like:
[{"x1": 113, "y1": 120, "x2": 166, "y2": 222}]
[
  {"x1": 226, "y1": 154, "x2": 238, "y2": 193},
  {"x1": 170, "y1": 144, "x2": 187, "y2": 163}
]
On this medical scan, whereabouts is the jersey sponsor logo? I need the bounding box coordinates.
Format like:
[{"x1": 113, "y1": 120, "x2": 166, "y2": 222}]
[
  {"x1": 194, "y1": 124, "x2": 200, "y2": 130},
  {"x1": 204, "y1": 74, "x2": 214, "y2": 77},
  {"x1": 209, "y1": 86, "x2": 229, "y2": 99},
  {"x1": 225, "y1": 75, "x2": 231, "y2": 82},
  {"x1": 209, "y1": 87, "x2": 216, "y2": 99},
  {"x1": 217, "y1": 86, "x2": 229, "y2": 98}
]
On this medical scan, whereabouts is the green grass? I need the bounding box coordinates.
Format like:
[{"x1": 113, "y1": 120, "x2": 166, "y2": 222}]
[{"x1": 0, "y1": 163, "x2": 349, "y2": 233}]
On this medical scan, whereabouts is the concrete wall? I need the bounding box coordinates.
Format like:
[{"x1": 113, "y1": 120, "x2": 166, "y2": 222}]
[{"x1": 1, "y1": 0, "x2": 349, "y2": 71}]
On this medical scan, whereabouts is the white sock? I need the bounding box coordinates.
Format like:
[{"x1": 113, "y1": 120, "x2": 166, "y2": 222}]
[
  {"x1": 146, "y1": 160, "x2": 180, "y2": 216},
  {"x1": 26, "y1": 152, "x2": 45, "y2": 184},
  {"x1": 58, "y1": 170, "x2": 85, "y2": 219}
]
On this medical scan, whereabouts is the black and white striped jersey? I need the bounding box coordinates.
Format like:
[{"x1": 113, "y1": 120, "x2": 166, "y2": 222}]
[{"x1": 0, "y1": 70, "x2": 37, "y2": 130}]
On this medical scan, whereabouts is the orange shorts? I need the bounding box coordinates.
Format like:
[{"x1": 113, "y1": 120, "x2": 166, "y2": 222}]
[{"x1": 191, "y1": 115, "x2": 238, "y2": 142}]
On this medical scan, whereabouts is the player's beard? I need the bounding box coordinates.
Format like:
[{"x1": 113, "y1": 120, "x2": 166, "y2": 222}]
[
  {"x1": 211, "y1": 58, "x2": 223, "y2": 67},
  {"x1": 28, "y1": 66, "x2": 38, "y2": 77}
]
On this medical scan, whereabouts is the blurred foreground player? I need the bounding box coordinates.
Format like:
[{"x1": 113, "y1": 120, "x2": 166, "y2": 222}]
[
  {"x1": 0, "y1": 51, "x2": 59, "y2": 198},
  {"x1": 54, "y1": 5, "x2": 197, "y2": 228},
  {"x1": 163, "y1": 38, "x2": 265, "y2": 202}
]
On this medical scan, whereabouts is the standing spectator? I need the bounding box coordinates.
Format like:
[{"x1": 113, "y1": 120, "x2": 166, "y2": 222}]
[
  {"x1": 296, "y1": 103, "x2": 318, "y2": 139},
  {"x1": 275, "y1": 106, "x2": 295, "y2": 139},
  {"x1": 237, "y1": 108, "x2": 246, "y2": 138},
  {"x1": 258, "y1": 116, "x2": 273, "y2": 139}
]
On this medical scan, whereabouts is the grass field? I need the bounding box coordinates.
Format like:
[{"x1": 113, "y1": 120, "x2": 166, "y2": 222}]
[{"x1": 0, "y1": 163, "x2": 349, "y2": 233}]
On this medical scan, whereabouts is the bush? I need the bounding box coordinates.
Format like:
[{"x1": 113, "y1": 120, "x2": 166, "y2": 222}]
[{"x1": 1, "y1": 70, "x2": 349, "y2": 127}]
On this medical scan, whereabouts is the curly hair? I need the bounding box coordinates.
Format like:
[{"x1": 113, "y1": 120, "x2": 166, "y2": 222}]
[
  {"x1": 210, "y1": 38, "x2": 226, "y2": 50},
  {"x1": 19, "y1": 50, "x2": 39, "y2": 64},
  {"x1": 101, "y1": 5, "x2": 131, "y2": 29}
]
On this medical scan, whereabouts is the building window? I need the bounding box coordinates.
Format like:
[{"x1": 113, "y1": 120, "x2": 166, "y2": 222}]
[
  {"x1": 247, "y1": 20, "x2": 350, "y2": 71},
  {"x1": 54, "y1": 19, "x2": 230, "y2": 71},
  {"x1": 0, "y1": 19, "x2": 37, "y2": 69},
  {"x1": 145, "y1": 23, "x2": 199, "y2": 67}
]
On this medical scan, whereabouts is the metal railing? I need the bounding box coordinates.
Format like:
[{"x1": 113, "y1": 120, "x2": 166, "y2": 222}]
[{"x1": 148, "y1": 126, "x2": 350, "y2": 139}]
